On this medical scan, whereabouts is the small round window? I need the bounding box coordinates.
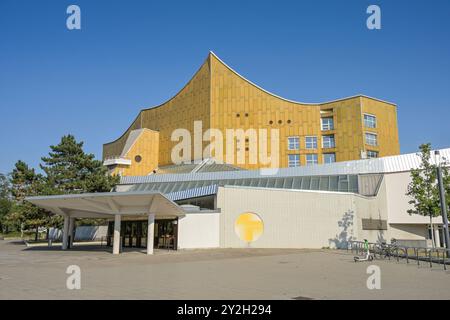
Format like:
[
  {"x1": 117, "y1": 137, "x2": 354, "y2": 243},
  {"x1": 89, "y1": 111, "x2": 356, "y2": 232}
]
[{"x1": 135, "y1": 155, "x2": 142, "y2": 163}]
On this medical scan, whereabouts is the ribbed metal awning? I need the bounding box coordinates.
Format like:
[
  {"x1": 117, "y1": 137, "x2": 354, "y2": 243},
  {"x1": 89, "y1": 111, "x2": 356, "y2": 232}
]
[
  {"x1": 165, "y1": 184, "x2": 219, "y2": 201},
  {"x1": 128, "y1": 174, "x2": 376, "y2": 195}
]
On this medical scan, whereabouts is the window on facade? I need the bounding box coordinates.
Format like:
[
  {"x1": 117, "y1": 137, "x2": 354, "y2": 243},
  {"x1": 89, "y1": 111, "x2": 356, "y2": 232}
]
[
  {"x1": 305, "y1": 136, "x2": 317, "y2": 149},
  {"x1": 365, "y1": 133, "x2": 377, "y2": 146},
  {"x1": 364, "y1": 114, "x2": 376, "y2": 128},
  {"x1": 323, "y1": 153, "x2": 336, "y2": 164},
  {"x1": 321, "y1": 117, "x2": 334, "y2": 131},
  {"x1": 322, "y1": 135, "x2": 336, "y2": 148},
  {"x1": 288, "y1": 154, "x2": 301, "y2": 167},
  {"x1": 288, "y1": 137, "x2": 300, "y2": 150},
  {"x1": 306, "y1": 154, "x2": 318, "y2": 165},
  {"x1": 367, "y1": 150, "x2": 379, "y2": 158}
]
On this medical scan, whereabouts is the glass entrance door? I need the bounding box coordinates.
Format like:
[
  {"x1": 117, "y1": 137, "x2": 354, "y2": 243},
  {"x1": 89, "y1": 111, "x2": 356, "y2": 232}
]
[
  {"x1": 107, "y1": 219, "x2": 177, "y2": 250},
  {"x1": 155, "y1": 219, "x2": 178, "y2": 249}
]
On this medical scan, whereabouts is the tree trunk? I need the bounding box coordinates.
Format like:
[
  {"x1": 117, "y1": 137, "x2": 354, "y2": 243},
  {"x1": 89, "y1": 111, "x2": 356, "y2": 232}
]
[{"x1": 35, "y1": 225, "x2": 39, "y2": 242}]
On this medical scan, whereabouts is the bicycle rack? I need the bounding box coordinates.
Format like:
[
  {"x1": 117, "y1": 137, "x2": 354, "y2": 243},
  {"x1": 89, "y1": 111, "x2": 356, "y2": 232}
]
[{"x1": 348, "y1": 240, "x2": 449, "y2": 270}]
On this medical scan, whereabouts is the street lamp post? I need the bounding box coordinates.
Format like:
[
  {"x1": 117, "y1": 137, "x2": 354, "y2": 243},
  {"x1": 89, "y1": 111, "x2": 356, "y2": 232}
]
[{"x1": 435, "y1": 150, "x2": 450, "y2": 253}]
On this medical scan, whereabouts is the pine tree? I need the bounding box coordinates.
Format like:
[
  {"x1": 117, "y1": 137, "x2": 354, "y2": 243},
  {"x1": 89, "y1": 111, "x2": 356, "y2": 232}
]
[
  {"x1": 40, "y1": 135, "x2": 118, "y2": 194},
  {"x1": 9, "y1": 161, "x2": 50, "y2": 240}
]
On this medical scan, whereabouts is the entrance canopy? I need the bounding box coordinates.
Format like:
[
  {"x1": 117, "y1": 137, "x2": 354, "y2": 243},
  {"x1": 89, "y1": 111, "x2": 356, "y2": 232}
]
[{"x1": 26, "y1": 191, "x2": 186, "y2": 219}]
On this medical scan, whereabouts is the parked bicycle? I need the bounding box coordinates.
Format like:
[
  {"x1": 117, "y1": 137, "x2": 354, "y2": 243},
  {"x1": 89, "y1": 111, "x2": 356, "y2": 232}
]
[{"x1": 373, "y1": 238, "x2": 398, "y2": 260}]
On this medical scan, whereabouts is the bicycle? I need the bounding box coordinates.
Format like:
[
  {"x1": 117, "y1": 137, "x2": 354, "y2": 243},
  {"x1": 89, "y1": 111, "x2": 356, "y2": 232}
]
[{"x1": 373, "y1": 238, "x2": 398, "y2": 260}]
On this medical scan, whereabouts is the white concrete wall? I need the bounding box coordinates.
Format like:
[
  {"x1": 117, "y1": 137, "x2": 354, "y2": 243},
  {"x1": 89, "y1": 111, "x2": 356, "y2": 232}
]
[
  {"x1": 177, "y1": 212, "x2": 220, "y2": 249},
  {"x1": 217, "y1": 186, "x2": 359, "y2": 249},
  {"x1": 49, "y1": 226, "x2": 108, "y2": 241},
  {"x1": 75, "y1": 226, "x2": 108, "y2": 240},
  {"x1": 384, "y1": 171, "x2": 442, "y2": 224},
  {"x1": 216, "y1": 182, "x2": 434, "y2": 249}
]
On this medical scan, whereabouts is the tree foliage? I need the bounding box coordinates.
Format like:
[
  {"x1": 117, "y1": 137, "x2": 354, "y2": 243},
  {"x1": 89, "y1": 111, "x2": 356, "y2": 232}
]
[
  {"x1": 3, "y1": 135, "x2": 119, "y2": 236},
  {"x1": 8, "y1": 161, "x2": 51, "y2": 238},
  {"x1": 406, "y1": 143, "x2": 441, "y2": 218},
  {"x1": 0, "y1": 173, "x2": 12, "y2": 233},
  {"x1": 40, "y1": 135, "x2": 118, "y2": 194}
]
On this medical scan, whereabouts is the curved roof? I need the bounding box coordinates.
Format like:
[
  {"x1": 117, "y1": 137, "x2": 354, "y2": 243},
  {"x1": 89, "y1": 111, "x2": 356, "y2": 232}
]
[
  {"x1": 104, "y1": 51, "x2": 396, "y2": 146},
  {"x1": 209, "y1": 51, "x2": 396, "y2": 106}
]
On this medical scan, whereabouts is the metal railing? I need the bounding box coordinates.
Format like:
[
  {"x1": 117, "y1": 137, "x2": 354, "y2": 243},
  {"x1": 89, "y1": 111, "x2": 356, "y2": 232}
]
[{"x1": 348, "y1": 240, "x2": 450, "y2": 270}]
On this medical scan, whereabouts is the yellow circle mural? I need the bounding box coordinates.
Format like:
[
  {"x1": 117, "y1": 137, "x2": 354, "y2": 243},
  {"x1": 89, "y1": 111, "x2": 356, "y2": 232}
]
[{"x1": 234, "y1": 212, "x2": 264, "y2": 243}]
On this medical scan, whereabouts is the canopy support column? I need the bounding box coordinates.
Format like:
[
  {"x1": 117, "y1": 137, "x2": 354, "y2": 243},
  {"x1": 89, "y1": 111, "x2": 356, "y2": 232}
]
[
  {"x1": 62, "y1": 215, "x2": 69, "y2": 250},
  {"x1": 147, "y1": 213, "x2": 155, "y2": 255},
  {"x1": 113, "y1": 214, "x2": 121, "y2": 255},
  {"x1": 68, "y1": 217, "x2": 75, "y2": 249}
]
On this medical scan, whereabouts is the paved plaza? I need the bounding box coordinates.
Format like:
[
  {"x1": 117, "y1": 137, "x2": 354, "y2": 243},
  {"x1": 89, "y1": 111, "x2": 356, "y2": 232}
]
[{"x1": 0, "y1": 240, "x2": 449, "y2": 300}]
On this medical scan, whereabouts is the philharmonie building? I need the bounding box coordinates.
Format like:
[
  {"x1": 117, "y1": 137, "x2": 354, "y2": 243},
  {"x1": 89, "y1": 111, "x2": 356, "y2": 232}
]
[{"x1": 27, "y1": 52, "x2": 449, "y2": 254}]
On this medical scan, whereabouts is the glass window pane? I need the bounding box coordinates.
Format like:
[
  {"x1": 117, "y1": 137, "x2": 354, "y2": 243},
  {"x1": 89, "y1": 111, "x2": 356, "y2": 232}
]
[
  {"x1": 288, "y1": 154, "x2": 300, "y2": 167},
  {"x1": 322, "y1": 135, "x2": 336, "y2": 148},
  {"x1": 365, "y1": 133, "x2": 377, "y2": 146},
  {"x1": 329, "y1": 176, "x2": 339, "y2": 191},
  {"x1": 301, "y1": 177, "x2": 311, "y2": 189},
  {"x1": 364, "y1": 114, "x2": 376, "y2": 128},
  {"x1": 306, "y1": 154, "x2": 318, "y2": 165},
  {"x1": 367, "y1": 150, "x2": 378, "y2": 158},
  {"x1": 321, "y1": 117, "x2": 334, "y2": 130},
  {"x1": 323, "y1": 153, "x2": 336, "y2": 164},
  {"x1": 310, "y1": 177, "x2": 320, "y2": 190},
  {"x1": 319, "y1": 176, "x2": 329, "y2": 190},
  {"x1": 305, "y1": 136, "x2": 318, "y2": 149},
  {"x1": 288, "y1": 136, "x2": 300, "y2": 150}
]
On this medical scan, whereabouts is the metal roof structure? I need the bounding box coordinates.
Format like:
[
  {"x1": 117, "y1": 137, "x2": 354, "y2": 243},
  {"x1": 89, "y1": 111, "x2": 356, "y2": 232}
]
[
  {"x1": 128, "y1": 174, "x2": 380, "y2": 197},
  {"x1": 120, "y1": 148, "x2": 450, "y2": 186},
  {"x1": 26, "y1": 191, "x2": 186, "y2": 218},
  {"x1": 156, "y1": 159, "x2": 242, "y2": 175}
]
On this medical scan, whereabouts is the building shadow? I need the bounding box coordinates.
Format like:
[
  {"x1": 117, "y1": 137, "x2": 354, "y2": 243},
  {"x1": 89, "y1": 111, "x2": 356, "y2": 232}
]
[
  {"x1": 22, "y1": 243, "x2": 112, "y2": 253},
  {"x1": 376, "y1": 211, "x2": 386, "y2": 244},
  {"x1": 329, "y1": 210, "x2": 354, "y2": 249}
]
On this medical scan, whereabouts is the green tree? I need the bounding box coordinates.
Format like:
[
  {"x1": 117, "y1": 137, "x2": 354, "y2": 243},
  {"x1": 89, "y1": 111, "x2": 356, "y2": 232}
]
[
  {"x1": 9, "y1": 161, "x2": 51, "y2": 240},
  {"x1": 406, "y1": 143, "x2": 449, "y2": 247},
  {"x1": 40, "y1": 135, "x2": 118, "y2": 194},
  {"x1": 40, "y1": 135, "x2": 118, "y2": 227},
  {"x1": 0, "y1": 173, "x2": 13, "y2": 233}
]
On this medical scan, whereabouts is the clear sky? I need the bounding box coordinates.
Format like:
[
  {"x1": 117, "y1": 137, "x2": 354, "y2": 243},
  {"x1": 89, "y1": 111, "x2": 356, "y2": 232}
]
[{"x1": 1, "y1": 0, "x2": 449, "y2": 174}]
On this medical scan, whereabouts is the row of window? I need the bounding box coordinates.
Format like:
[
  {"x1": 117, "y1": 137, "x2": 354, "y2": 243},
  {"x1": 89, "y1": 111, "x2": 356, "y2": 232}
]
[
  {"x1": 320, "y1": 114, "x2": 377, "y2": 131},
  {"x1": 288, "y1": 153, "x2": 336, "y2": 167},
  {"x1": 289, "y1": 132, "x2": 376, "y2": 152},
  {"x1": 288, "y1": 135, "x2": 335, "y2": 150}
]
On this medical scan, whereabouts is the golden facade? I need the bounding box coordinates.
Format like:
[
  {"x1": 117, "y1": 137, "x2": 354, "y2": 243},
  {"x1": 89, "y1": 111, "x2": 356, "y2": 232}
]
[{"x1": 103, "y1": 52, "x2": 400, "y2": 176}]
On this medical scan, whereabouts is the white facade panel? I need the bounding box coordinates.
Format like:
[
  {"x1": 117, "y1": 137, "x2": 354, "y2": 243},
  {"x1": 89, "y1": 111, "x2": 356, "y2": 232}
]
[
  {"x1": 217, "y1": 186, "x2": 359, "y2": 249},
  {"x1": 384, "y1": 171, "x2": 443, "y2": 224},
  {"x1": 177, "y1": 212, "x2": 220, "y2": 249}
]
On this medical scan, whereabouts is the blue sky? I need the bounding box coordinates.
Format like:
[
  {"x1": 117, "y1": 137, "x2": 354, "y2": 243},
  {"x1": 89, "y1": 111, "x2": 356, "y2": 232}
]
[{"x1": 1, "y1": 0, "x2": 449, "y2": 174}]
